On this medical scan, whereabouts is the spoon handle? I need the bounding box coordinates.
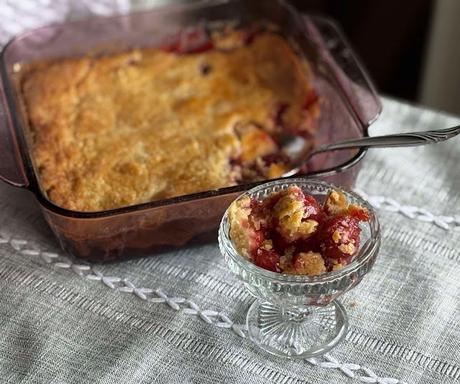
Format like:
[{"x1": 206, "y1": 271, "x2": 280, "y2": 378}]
[{"x1": 317, "y1": 125, "x2": 460, "y2": 152}]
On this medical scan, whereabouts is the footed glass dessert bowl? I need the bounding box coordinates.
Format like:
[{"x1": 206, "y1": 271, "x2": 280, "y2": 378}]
[{"x1": 218, "y1": 179, "x2": 380, "y2": 358}]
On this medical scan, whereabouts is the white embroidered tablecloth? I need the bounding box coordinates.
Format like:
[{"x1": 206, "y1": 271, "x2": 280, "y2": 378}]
[{"x1": 0, "y1": 2, "x2": 459, "y2": 384}]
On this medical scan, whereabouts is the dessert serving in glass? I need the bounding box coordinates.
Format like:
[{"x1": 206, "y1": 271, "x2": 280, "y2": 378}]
[{"x1": 218, "y1": 179, "x2": 380, "y2": 358}]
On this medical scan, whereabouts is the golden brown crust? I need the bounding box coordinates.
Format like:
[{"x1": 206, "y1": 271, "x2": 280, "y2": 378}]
[
  {"x1": 21, "y1": 32, "x2": 317, "y2": 211},
  {"x1": 283, "y1": 252, "x2": 326, "y2": 276},
  {"x1": 228, "y1": 196, "x2": 253, "y2": 259},
  {"x1": 272, "y1": 187, "x2": 319, "y2": 242}
]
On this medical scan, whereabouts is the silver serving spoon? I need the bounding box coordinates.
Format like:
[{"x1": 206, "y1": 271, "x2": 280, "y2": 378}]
[{"x1": 281, "y1": 125, "x2": 460, "y2": 178}]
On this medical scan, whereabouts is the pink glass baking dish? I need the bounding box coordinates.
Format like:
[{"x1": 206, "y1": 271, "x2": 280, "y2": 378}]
[{"x1": 0, "y1": 0, "x2": 381, "y2": 261}]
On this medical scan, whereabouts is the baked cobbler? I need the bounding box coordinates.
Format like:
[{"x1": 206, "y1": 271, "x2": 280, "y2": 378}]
[
  {"x1": 228, "y1": 187, "x2": 370, "y2": 276},
  {"x1": 20, "y1": 27, "x2": 319, "y2": 211}
]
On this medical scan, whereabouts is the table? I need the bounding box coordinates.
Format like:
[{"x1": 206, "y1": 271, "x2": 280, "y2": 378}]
[{"x1": 1, "y1": 97, "x2": 459, "y2": 384}]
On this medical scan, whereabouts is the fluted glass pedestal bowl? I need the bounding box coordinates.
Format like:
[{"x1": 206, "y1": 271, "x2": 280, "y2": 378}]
[{"x1": 218, "y1": 179, "x2": 380, "y2": 359}]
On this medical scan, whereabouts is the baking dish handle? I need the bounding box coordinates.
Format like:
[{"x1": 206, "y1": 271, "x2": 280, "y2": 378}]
[
  {"x1": 0, "y1": 83, "x2": 28, "y2": 188},
  {"x1": 305, "y1": 16, "x2": 382, "y2": 128}
]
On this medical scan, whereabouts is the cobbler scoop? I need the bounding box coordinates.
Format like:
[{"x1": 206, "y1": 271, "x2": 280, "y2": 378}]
[
  {"x1": 219, "y1": 179, "x2": 380, "y2": 358},
  {"x1": 228, "y1": 185, "x2": 370, "y2": 276}
]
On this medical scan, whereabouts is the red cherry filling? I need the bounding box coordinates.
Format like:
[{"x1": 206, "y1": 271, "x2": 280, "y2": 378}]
[
  {"x1": 165, "y1": 40, "x2": 214, "y2": 54},
  {"x1": 255, "y1": 191, "x2": 284, "y2": 214},
  {"x1": 243, "y1": 26, "x2": 263, "y2": 46},
  {"x1": 254, "y1": 248, "x2": 281, "y2": 272},
  {"x1": 268, "y1": 229, "x2": 293, "y2": 254},
  {"x1": 348, "y1": 205, "x2": 371, "y2": 221},
  {"x1": 318, "y1": 215, "x2": 361, "y2": 261},
  {"x1": 187, "y1": 41, "x2": 214, "y2": 54},
  {"x1": 274, "y1": 103, "x2": 289, "y2": 129},
  {"x1": 248, "y1": 229, "x2": 266, "y2": 254},
  {"x1": 261, "y1": 153, "x2": 290, "y2": 167},
  {"x1": 303, "y1": 89, "x2": 319, "y2": 111},
  {"x1": 303, "y1": 194, "x2": 324, "y2": 222}
]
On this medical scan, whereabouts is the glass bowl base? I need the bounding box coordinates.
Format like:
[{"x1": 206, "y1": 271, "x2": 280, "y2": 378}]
[{"x1": 246, "y1": 300, "x2": 348, "y2": 359}]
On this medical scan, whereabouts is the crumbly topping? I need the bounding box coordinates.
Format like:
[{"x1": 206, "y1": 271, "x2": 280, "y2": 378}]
[
  {"x1": 21, "y1": 31, "x2": 318, "y2": 211},
  {"x1": 260, "y1": 240, "x2": 273, "y2": 250},
  {"x1": 332, "y1": 230, "x2": 342, "y2": 243},
  {"x1": 325, "y1": 190, "x2": 370, "y2": 221},
  {"x1": 267, "y1": 163, "x2": 289, "y2": 179},
  {"x1": 324, "y1": 190, "x2": 349, "y2": 215},
  {"x1": 228, "y1": 197, "x2": 252, "y2": 258},
  {"x1": 331, "y1": 262, "x2": 344, "y2": 271},
  {"x1": 273, "y1": 187, "x2": 318, "y2": 241},
  {"x1": 284, "y1": 252, "x2": 326, "y2": 276},
  {"x1": 338, "y1": 242, "x2": 356, "y2": 255},
  {"x1": 236, "y1": 123, "x2": 278, "y2": 163}
]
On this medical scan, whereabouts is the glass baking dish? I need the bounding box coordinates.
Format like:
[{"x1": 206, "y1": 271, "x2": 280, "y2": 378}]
[{"x1": 0, "y1": 0, "x2": 381, "y2": 261}]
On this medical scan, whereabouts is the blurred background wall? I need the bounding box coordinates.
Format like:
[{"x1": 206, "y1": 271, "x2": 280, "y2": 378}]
[
  {"x1": 132, "y1": 0, "x2": 460, "y2": 116},
  {"x1": 291, "y1": 0, "x2": 434, "y2": 105},
  {"x1": 420, "y1": 0, "x2": 460, "y2": 116},
  {"x1": 290, "y1": 0, "x2": 460, "y2": 116}
]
